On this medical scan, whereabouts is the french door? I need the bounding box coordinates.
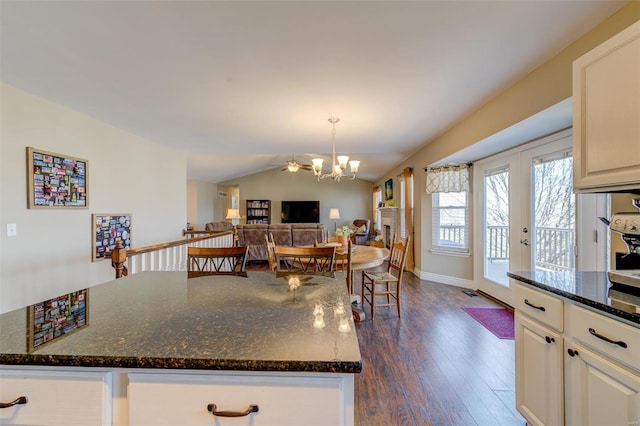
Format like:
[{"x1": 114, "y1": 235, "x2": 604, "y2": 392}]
[{"x1": 473, "y1": 131, "x2": 605, "y2": 306}]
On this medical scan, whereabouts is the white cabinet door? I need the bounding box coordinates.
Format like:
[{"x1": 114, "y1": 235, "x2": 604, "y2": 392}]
[
  {"x1": 0, "y1": 368, "x2": 112, "y2": 426},
  {"x1": 515, "y1": 312, "x2": 564, "y2": 426},
  {"x1": 573, "y1": 20, "x2": 640, "y2": 193},
  {"x1": 565, "y1": 342, "x2": 640, "y2": 426}
]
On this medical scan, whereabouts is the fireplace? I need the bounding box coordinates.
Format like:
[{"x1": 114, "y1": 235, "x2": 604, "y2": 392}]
[{"x1": 378, "y1": 207, "x2": 398, "y2": 249}]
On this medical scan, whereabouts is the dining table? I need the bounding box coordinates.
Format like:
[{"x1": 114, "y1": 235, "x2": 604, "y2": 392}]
[{"x1": 320, "y1": 243, "x2": 390, "y2": 321}]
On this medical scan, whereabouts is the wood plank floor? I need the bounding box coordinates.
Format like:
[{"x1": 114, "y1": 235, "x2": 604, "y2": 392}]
[{"x1": 247, "y1": 261, "x2": 526, "y2": 425}]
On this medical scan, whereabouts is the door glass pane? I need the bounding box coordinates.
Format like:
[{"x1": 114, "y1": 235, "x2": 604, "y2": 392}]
[
  {"x1": 533, "y1": 154, "x2": 575, "y2": 272},
  {"x1": 484, "y1": 168, "x2": 510, "y2": 286}
]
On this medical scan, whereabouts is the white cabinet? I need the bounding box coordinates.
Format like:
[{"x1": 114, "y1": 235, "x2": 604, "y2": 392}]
[
  {"x1": 0, "y1": 368, "x2": 112, "y2": 426},
  {"x1": 514, "y1": 283, "x2": 640, "y2": 426},
  {"x1": 565, "y1": 303, "x2": 640, "y2": 426},
  {"x1": 0, "y1": 366, "x2": 355, "y2": 426},
  {"x1": 515, "y1": 312, "x2": 564, "y2": 426},
  {"x1": 573, "y1": 20, "x2": 640, "y2": 193},
  {"x1": 565, "y1": 342, "x2": 640, "y2": 426},
  {"x1": 128, "y1": 371, "x2": 353, "y2": 426}
]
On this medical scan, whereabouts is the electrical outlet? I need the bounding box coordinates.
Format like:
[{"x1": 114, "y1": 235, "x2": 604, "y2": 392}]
[{"x1": 6, "y1": 224, "x2": 17, "y2": 237}]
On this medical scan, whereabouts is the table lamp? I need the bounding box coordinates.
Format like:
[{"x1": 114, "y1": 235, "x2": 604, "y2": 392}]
[
  {"x1": 329, "y1": 208, "x2": 341, "y2": 231},
  {"x1": 226, "y1": 208, "x2": 241, "y2": 226}
]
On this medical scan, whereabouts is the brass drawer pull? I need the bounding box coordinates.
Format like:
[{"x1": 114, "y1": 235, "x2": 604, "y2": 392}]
[
  {"x1": 207, "y1": 403, "x2": 259, "y2": 417},
  {"x1": 524, "y1": 299, "x2": 546, "y2": 312},
  {"x1": 0, "y1": 396, "x2": 28, "y2": 409},
  {"x1": 588, "y1": 328, "x2": 628, "y2": 348}
]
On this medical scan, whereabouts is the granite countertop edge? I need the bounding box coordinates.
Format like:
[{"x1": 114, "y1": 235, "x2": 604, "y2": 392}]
[
  {"x1": 507, "y1": 271, "x2": 640, "y2": 325},
  {"x1": 0, "y1": 353, "x2": 363, "y2": 373}
]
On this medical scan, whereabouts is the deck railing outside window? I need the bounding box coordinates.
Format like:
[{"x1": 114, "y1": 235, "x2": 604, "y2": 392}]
[{"x1": 441, "y1": 225, "x2": 574, "y2": 271}]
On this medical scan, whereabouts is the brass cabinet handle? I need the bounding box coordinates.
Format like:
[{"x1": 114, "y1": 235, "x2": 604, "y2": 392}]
[
  {"x1": 207, "y1": 403, "x2": 259, "y2": 417},
  {"x1": 524, "y1": 299, "x2": 546, "y2": 312},
  {"x1": 0, "y1": 396, "x2": 28, "y2": 409},
  {"x1": 588, "y1": 328, "x2": 628, "y2": 348}
]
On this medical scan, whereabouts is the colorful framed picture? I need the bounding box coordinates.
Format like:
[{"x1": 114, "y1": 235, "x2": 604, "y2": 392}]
[
  {"x1": 26, "y1": 147, "x2": 89, "y2": 209},
  {"x1": 27, "y1": 288, "x2": 89, "y2": 353},
  {"x1": 92, "y1": 213, "x2": 132, "y2": 261},
  {"x1": 384, "y1": 179, "x2": 393, "y2": 201}
]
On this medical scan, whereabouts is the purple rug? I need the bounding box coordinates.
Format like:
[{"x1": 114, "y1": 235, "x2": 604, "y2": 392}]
[{"x1": 463, "y1": 307, "x2": 514, "y2": 339}]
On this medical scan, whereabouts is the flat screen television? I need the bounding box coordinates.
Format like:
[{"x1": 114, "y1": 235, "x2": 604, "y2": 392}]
[{"x1": 281, "y1": 201, "x2": 320, "y2": 224}]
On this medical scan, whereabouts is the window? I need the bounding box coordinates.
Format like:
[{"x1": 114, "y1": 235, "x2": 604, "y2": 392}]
[
  {"x1": 432, "y1": 191, "x2": 469, "y2": 254},
  {"x1": 375, "y1": 187, "x2": 382, "y2": 232}
]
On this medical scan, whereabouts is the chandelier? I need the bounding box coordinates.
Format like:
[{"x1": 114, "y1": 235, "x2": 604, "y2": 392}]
[{"x1": 312, "y1": 117, "x2": 359, "y2": 182}]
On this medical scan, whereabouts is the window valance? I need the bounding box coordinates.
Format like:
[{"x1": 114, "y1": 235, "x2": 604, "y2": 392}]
[{"x1": 425, "y1": 163, "x2": 471, "y2": 194}]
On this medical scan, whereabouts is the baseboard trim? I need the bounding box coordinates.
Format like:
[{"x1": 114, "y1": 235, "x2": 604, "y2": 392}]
[{"x1": 416, "y1": 270, "x2": 474, "y2": 289}]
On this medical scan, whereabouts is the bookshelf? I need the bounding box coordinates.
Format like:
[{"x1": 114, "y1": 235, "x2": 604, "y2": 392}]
[{"x1": 246, "y1": 200, "x2": 271, "y2": 224}]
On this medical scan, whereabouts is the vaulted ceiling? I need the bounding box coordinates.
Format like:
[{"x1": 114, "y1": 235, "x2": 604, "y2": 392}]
[{"x1": 1, "y1": 1, "x2": 628, "y2": 182}]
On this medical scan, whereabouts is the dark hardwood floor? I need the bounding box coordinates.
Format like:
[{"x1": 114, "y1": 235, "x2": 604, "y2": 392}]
[{"x1": 247, "y1": 261, "x2": 525, "y2": 425}]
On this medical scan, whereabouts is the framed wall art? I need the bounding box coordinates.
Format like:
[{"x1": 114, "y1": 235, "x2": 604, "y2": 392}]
[
  {"x1": 28, "y1": 288, "x2": 89, "y2": 353},
  {"x1": 384, "y1": 178, "x2": 393, "y2": 201},
  {"x1": 92, "y1": 213, "x2": 132, "y2": 261},
  {"x1": 26, "y1": 147, "x2": 89, "y2": 209}
]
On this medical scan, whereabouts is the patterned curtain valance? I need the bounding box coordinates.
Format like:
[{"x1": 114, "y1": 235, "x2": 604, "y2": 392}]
[{"x1": 425, "y1": 163, "x2": 471, "y2": 193}]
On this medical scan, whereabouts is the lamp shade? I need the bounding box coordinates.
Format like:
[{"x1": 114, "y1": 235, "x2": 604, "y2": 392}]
[
  {"x1": 329, "y1": 208, "x2": 341, "y2": 220},
  {"x1": 225, "y1": 208, "x2": 241, "y2": 220}
]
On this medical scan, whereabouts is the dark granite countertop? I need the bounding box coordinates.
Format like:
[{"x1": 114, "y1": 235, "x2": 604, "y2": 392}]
[
  {"x1": 507, "y1": 270, "x2": 640, "y2": 326},
  {"x1": 0, "y1": 271, "x2": 362, "y2": 373}
]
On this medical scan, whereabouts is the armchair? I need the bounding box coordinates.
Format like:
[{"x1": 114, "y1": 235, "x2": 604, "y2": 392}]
[{"x1": 351, "y1": 219, "x2": 370, "y2": 246}]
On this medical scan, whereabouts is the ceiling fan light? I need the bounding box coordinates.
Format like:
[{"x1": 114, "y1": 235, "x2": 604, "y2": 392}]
[{"x1": 287, "y1": 163, "x2": 299, "y2": 172}]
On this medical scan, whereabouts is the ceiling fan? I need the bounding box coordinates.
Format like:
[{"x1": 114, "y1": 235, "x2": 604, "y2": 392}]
[{"x1": 281, "y1": 155, "x2": 312, "y2": 173}]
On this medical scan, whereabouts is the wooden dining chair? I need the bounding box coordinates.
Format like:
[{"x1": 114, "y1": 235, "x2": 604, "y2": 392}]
[
  {"x1": 361, "y1": 235, "x2": 410, "y2": 319},
  {"x1": 274, "y1": 246, "x2": 336, "y2": 274},
  {"x1": 187, "y1": 246, "x2": 249, "y2": 278},
  {"x1": 264, "y1": 233, "x2": 278, "y2": 272},
  {"x1": 334, "y1": 239, "x2": 353, "y2": 293}
]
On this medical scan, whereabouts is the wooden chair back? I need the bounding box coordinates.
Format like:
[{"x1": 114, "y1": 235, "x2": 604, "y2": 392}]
[
  {"x1": 265, "y1": 233, "x2": 278, "y2": 272},
  {"x1": 388, "y1": 235, "x2": 410, "y2": 282},
  {"x1": 334, "y1": 239, "x2": 353, "y2": 293},
  {"x1": 274, "y1": 246, "x2": 336, "y2": 274},
  {"x1": 187, "y1": 246, "x2": 249, "y2": 278}
]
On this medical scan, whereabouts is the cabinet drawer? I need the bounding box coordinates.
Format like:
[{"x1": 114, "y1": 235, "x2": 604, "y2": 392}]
[
  {"x1": 128, "y1": 371, "x2": 353, "y2": 426},
  {"x1": 566, "y1": 304, "x2": 640, "y2": 372},
  {"x1": 0, "y1": 368, "x2": 112, "y2": 426},
  {"x1": 514, "y1": 283, "x2": 563, "y2": 331}
]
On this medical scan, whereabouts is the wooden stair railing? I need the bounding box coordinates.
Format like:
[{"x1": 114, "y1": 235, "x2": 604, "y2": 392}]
[{"x1": 110, "y1": 230, "x2": 235, "y2": 279}]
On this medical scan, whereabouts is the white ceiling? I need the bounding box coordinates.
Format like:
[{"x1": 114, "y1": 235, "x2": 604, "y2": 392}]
[{"x1": 0, "y1": 1, "x2": 628, "y2": 183}]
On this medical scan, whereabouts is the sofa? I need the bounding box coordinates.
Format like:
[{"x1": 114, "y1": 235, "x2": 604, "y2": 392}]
[{"x1": 236, "y1": 223, "x2": 325, "y2": 261}]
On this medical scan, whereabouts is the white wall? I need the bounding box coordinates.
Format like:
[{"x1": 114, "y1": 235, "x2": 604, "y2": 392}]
[
  {"x1": 373, "y1": 4, "x2": 639, "y2": 284},
  {"x1": 218, "y1": 167, "x2": 373, "y2": 232},
  {"x1": 0, "y1": 84, "x2": 187, "y2": 313}
]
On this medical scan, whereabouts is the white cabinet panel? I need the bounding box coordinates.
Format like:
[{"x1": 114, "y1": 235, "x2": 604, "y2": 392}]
[
  {"x1": 515, "y1": 283, "x2": 564, "y2": 332},
  {"x1": 128, "y1": 371, "x2": 353, "y2": 426},
  {"x1": 573, "y1": 20, "x2": 640, "y2": 192},
  {"x1": 0, "y1": 368, "x2": 112, "y2": 426},
  {"x1": 515, "y1": 312, "x2": 564, "y2": 426},
  {"x1": 565, "y1": 342, "x2": 640, "y2": 426}
]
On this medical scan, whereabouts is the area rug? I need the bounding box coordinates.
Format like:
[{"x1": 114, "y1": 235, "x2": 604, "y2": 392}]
[{"x1": 462, "y1": 307, "x2": 514, "y2": 339}]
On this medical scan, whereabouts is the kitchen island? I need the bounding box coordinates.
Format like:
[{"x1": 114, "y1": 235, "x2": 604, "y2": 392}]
[
  {"x1": 0, "y1": 271, "x2": 361, "y2": 425},
  {"x1": 508, "y1": 270, "x2": 639, "y2": 426}
]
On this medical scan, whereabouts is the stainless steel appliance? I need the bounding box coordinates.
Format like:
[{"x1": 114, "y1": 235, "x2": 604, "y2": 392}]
[{"x1": 604, "y1": 199, "x2": 640, "y2": 289}]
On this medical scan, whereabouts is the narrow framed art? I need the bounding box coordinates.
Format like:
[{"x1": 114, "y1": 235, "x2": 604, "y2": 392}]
[
  {"x1": 26, "y1": 147, "x2": 89, "y2": 209},
  {"x1": 384, "y1": 178, "x2": 393, "y2": 201},
  {"x1": 92, "y1": 214, "x2": 132, "y2": 261}
]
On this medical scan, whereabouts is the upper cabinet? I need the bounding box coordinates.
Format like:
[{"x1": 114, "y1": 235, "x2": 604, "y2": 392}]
[{"x1": 573, "y1": 20, "x2": 640, "y2": 193}]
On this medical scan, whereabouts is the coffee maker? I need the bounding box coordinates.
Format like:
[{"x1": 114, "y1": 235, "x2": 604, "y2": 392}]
[{"x1": 606, "y1": 199, "x2": 640, "y2": 289}]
